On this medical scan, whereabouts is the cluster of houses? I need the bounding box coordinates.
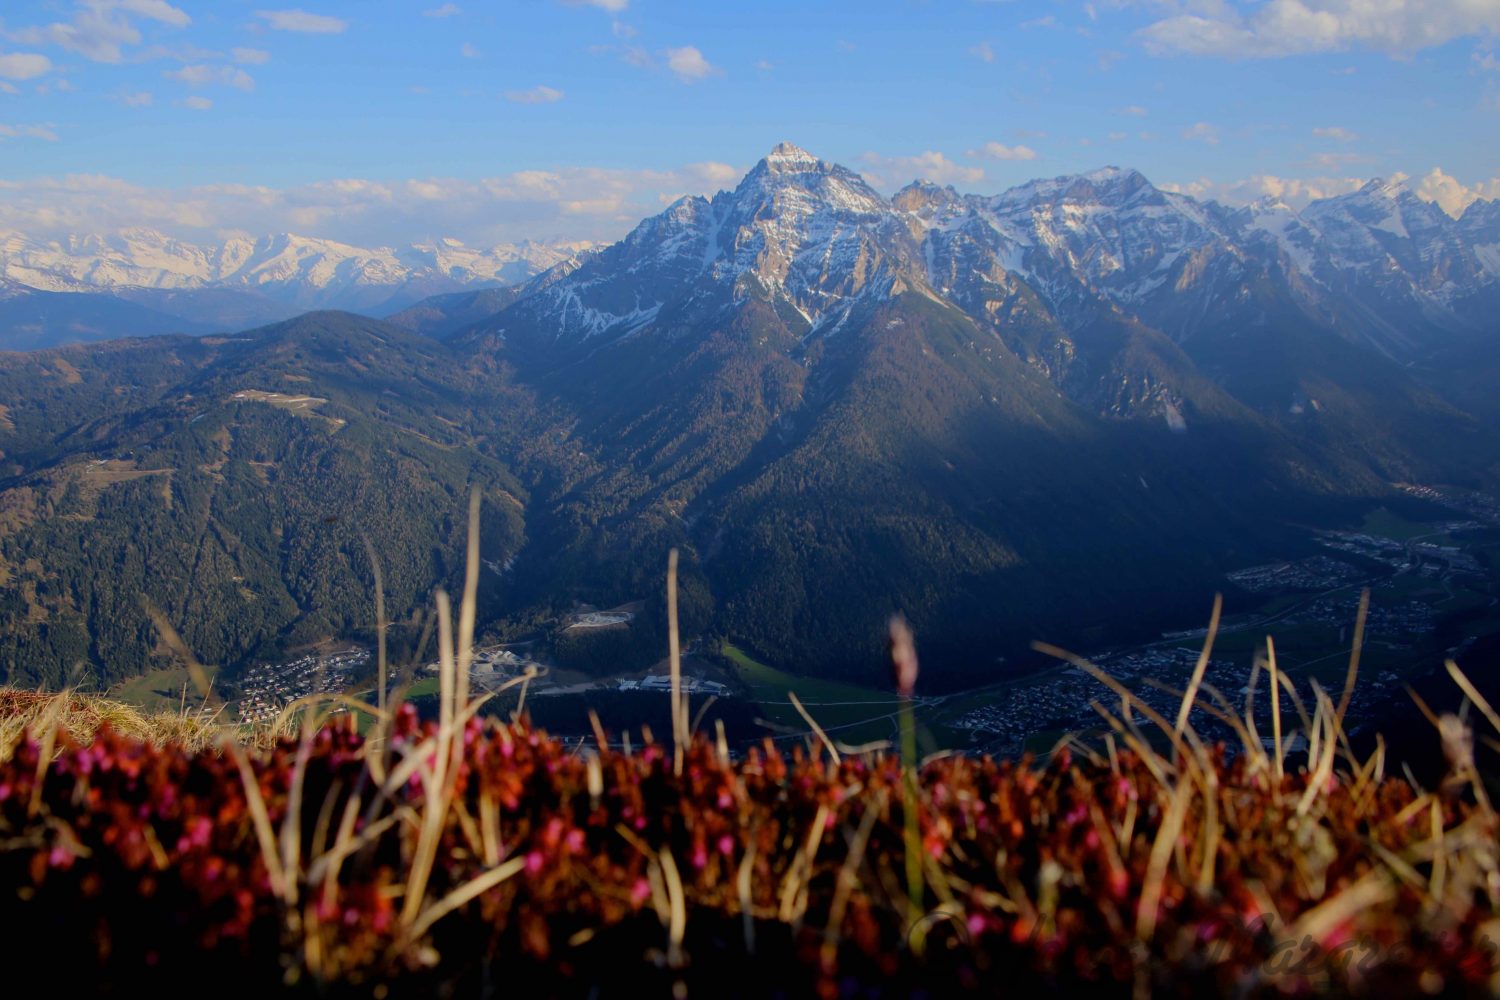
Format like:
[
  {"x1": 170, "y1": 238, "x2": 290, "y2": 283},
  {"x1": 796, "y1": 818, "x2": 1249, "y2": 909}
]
[
  {"x1": 236, "y1": 648, "x2": 370, "y2": 724},
  {"x1": 1227, "y1": 555, "x2": 1365, "y2": 594},
  {"x1": 951, "y1": 647, "x2": 1239, "y2": 754},
  {"x1": 1291, "y1": 593, "x2": 1435, "y2": 640},
  {"x1": 1398, "y1": 484, "x2": 1500, "y2": 524},
  {"x1": 616, "y1": 675, "x2": 730, "y2": 696}
]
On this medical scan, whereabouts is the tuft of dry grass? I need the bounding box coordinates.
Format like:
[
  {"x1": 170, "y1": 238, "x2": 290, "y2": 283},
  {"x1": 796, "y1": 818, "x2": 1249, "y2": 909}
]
[{"x1": 0, "y1": 687, "x2": 228, "y2": 761}]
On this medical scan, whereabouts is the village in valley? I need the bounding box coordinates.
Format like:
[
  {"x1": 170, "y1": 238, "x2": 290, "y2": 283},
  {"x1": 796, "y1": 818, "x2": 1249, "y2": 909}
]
[
  {"x1": 236, "y1": 648, "x2": 371, "y2": 725},
  {"x1": 227, "y1": 486, "x2": 1500, "y2": 757}
]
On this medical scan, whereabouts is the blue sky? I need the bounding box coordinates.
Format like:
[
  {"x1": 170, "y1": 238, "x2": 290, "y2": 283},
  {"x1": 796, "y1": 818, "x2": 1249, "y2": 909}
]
[{"x1": 0, "y1": 0, "x2": 1497, "y2": 246}]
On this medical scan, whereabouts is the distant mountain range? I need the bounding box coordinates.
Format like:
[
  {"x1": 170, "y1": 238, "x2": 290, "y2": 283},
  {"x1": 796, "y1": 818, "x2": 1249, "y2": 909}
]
[
  {"x1": 2, "y1": 144, "x2": 1497, "y2": 691},
  {"x1": 0, "y1": 229, "x2": 592, "y2": 348},
  {"x1": 484, "y1": 144, "x2": 1497, "y2": 364}
]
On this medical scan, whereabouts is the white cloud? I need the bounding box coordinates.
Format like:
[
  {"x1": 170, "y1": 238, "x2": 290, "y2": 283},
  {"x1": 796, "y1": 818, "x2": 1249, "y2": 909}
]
[
  {"x1": 1182, "y1": 121, "x2": 1219, "y2": 144},
  {"x1": 755, "y1": 58, "x2": 773, "y2": 70},
  {"x1": 117, "y1": 1, "x2": 190, "y2": 26},
  {"x1": 6, "y1": 1, "x2": 190, "y2": 64},
  {"x1": 118, "y1": 90, "x2": 153, "y2": 106},
  {"x1": 1162, "y1": 173, "x2": 1366, "y2": 207},
  {"x1": 664, "y1": 45, "x2": 718, "y2": 82},
  {"x1": 561, "y1": 0, "x2": 629, "y2": 11},
  {"x1": 0, "y1": 53, "x2": 53, "y2": 80},
  {"x1": 460, "y1": 42, "x2": 480, "y2": 58},
  {"x1": 179, "y1": 95, "x2": 212, "y2": 110},
  {"x1": 0, "y1": 161, "x2": 750, "y2": 248},
  {"x1": 253, "y1": 9, "x2": 348, "y2": 34},
  {"x1": 966, "y1": 141, "x2": 1038, "y2": 161},
  {"x1": 424, "y1": 3, "x2": 462, "y2": 16},
  {"x1": 232, "y1": 47, "x2": 271, "y2": 65},
  {"x1": 970, "y1": 41, "x2": 996, "y2": 62},
  {"x1": 1139, "y1": 0, "x2": 1500, "y2": 58},
  {"x1": 504, "y1": 85, "x2": 564, "y2": 104},
  {"x1": 1118, "y1": 104, "x2": 1148, "y2": 117},
  {"x1": 860, "y1": 151, "x2": 985, "y2": 189},
  {"x1": 0, "y1": 82, "x2": 19, "y2": 95},
  {"x1": 166, "y1": 64, "x2": 254, "y2": 91},
  {"x1": 0, "y1": 122, "x2": 59, "y2": 141},
  {"x1": 1415, "y1": 166, "x2": 1500, "y2": 217},
  {"x1": 1312, "y1": 125, "x2": 1358, "y2": 141},
  {"x1": 689, "y1": 161, "x2": 740, "y2": 186}
]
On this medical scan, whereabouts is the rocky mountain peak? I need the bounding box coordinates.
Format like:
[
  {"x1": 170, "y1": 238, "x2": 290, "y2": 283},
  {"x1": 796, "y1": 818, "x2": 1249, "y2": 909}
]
[
  {"x1": 734, "y1": 143, "x2": 887, "y2": 216},
  {"x1": 760, "y1": 141, "x2": 822, "y2": 172},
  {"x1": 892, "y1": 180, "x2": 964, "y2": 218}
]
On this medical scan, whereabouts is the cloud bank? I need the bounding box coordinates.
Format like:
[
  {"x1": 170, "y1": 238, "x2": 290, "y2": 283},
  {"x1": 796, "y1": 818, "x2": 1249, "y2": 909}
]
[
  {"x1": 1139, "y1": 0, "x2": 1500, "y2": 58},
  {"x1": 0, "y1": 162, "x2": 745, "y2": 247}
]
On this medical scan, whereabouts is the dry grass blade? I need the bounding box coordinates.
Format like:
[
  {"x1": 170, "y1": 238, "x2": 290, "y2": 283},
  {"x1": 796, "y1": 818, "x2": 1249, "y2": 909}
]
[
  {"x1": 788, "y1": 691, "x2": 840, "y2": 765},
  {"x1": 361, "y1": 534, "x2": 389, "y2": 718},
  {"x1": 1296, "y1": 688, "x2": 1340, "y2": 818},
  {"x1": 1136, "y1": 774, "x2": 1191, "y2": 941},
  {"x1": 1446, "y1": 659, "x2": 1500, "y2": 739},
  {"x1": 778, "y1": 803, "x2": 830, "y2": 924},
  {"x1": 435, "y1": 589, "x2": 455, "y2": 762},
  {"x1": 1142, "y1": 677, "x2": 1254, "y2": 752},
  {"x1": 224, "y1": 736, "x2": 289, "y2": 902},
  {"x1": 26, "y1": 692, "x2": 66, "y2": 815},
  {"x1": 1089, "y1": 699, "x2": 1170, "y2": 789},
  {"x1": 1173, "y1": 594, "x2": 1222, "y2": 744},
  {"x1": 454, "y1": 488, "x2": 482, "y2": 728},
  {"x1": 305, "y1": 809, "x2": 405, "y2": 886},
  {"x1": 1267, "y1": 637, "x2": 1284, "y2": 784},
  {"x1": 660, "y1": 848, "x2": 687, "y2": 968},
  {"x1": 822, "y1": 796, "x2": 881, "y2": 970},
  {"x1": 667, "y1": 548, "x2": 684, "y2": 777},
  {"x1": 402, "y1": 589, "x2": 458, "y2": 929},
  {"x1": 1334, "y1": 588, "x2": 1370, "y2": 730},
  {"x1": 1280, "y1": 869, "x2": 1392, "y2": 961},
  {"x1": 280, "y1": 703, "x2": 318, "y2": 897},
  {"x1": 399, "y1": 855, "x2": 526, "y2": 951},
  {"x1": 1033, "y1": 641, "x2": 1189, "y2": 769},
  {"x1": 270, "y1": 693, "x2": 385, "y2": 737},
  {"x1": 737, "y1": 838, "x2": 758, "y2": 954}
]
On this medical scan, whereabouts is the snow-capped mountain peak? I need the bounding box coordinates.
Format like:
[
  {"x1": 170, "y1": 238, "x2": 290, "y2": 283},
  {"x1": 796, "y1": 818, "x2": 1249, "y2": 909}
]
[{"x1": 733, "y1": 143, "x2": 889, "y2": 218}]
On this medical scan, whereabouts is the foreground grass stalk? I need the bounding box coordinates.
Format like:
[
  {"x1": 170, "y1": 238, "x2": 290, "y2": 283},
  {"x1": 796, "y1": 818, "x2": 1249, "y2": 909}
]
[
  {"x1": 668, "y1": 548, "x2": 684, "y2": 777},
  {"x1": 889, "y1": 615, "x2": 925, "y2": 949}
]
